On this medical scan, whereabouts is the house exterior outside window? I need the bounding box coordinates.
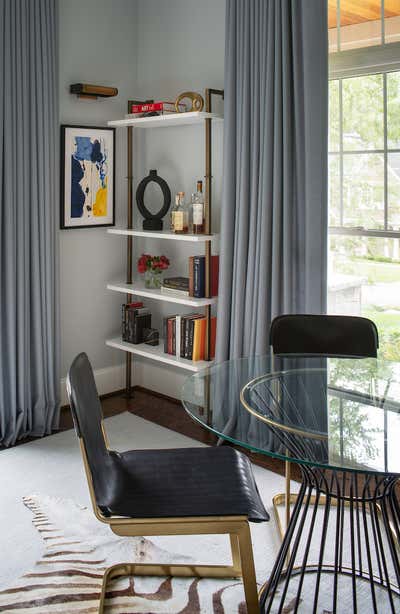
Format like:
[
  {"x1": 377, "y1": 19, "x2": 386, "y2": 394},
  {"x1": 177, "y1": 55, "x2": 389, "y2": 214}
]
[{"x1": 328, "y1": 0, "x2": 400, "y2": 360}]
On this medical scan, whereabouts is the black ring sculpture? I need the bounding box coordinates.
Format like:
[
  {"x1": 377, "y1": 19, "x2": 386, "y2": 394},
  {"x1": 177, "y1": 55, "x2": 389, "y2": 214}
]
[{"x1": 136, "y1": 170, "x2": 171, "y2": 231}]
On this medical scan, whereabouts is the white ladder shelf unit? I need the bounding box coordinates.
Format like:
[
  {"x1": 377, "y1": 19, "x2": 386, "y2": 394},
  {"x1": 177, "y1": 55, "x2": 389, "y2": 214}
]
[{"x1": 106, "y1": 94, "x2": 224, "y2": 393}]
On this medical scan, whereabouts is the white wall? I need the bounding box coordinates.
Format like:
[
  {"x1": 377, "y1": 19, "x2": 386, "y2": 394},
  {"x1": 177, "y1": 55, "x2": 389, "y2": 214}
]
[
  {"x1": 59, "y1": 0, "x2": 225, "y2": 401},
  {"x1": 59, "y1": 0, "x2": 138, "y2": 392}
]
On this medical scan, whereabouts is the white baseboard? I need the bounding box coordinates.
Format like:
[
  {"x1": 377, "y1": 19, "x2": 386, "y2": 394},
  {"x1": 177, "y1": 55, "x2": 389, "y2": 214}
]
[
  {"x1": 133, "y1": 360, "x2": 185, "y2": 400},
  {"x1": 60, "y1": 363, "x2": 125, "y2": 406},
  {"x1": 60, "y1": 358, "x2": 183, "y2": 406}
]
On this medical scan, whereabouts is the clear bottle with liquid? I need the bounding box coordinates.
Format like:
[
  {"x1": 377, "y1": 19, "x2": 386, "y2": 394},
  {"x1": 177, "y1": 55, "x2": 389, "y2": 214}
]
[
  {"x1": 191, "y1": 180, "x2": 205, "y2": 234},
  {"x1": 173, "y1": 191, "x2": 189, "y2": 234},
  {"x1": 170, "y1": 194, "x2": 179, "y2": 231}
]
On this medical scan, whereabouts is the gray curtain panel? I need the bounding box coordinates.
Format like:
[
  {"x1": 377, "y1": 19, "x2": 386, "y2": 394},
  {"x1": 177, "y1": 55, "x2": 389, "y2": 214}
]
[
  {"x1": 217, "y1": 0, "x2": 328, "y2": 360},
  {"x1": 0, "y1": 0, "x2": 59, "y2": 446}
]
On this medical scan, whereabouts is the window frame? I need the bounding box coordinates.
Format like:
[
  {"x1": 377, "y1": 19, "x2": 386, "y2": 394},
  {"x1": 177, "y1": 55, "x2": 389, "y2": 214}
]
[{"x1": 329, "y1": 41, "x2": 400, "y2": 240}]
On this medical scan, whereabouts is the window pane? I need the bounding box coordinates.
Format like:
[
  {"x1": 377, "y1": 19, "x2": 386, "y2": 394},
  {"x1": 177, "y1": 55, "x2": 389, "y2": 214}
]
[
  {"x1": 329, "y1": 155, "x2": 341, "y2": 225},
  {"x1": 329, "y1": 234, "x2": 400, "y2": 360},
  {"x1": 343, "y1": 154, "x2": 384, "y2": 229},
  {"x1": 384, "y1": 0, "x2": 400, "y2": 44},
  {"x1": 329, "y1": 80, "x2": 340, "y2": 152},
  {"x1": 343, "y1": 75, "x2": 383, "y2": 150},
  {"x1": 387, "y1": 71, "x2": 400, "y2": 149},
  {"x1": 388, "y1": 152, "x2": 400, "y2": 229}
]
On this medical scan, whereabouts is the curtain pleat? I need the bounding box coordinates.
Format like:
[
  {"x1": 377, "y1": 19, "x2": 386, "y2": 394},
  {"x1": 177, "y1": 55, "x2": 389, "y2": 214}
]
[
  {"x1": 217, "y1": 0, "x2": 328, "y2": 360},
  {"x1": 0, "y1": 0, "x2": 59, "y2": 446}
]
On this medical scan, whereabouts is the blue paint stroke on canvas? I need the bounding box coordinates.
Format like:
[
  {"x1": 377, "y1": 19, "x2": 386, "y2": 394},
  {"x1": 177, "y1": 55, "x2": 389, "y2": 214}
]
[
  {"x1": 74, "y1": 136, "x2": 93, "y2": 161},
  {"x1": 70, "y1": 156, "x2": 85, "y2": 218},
  {"x1": 70, "y1": 136, "x2": 108, "y2": 218},
  {"x1": 91, "y1": 139, "x2": 107, "y2": 187}
]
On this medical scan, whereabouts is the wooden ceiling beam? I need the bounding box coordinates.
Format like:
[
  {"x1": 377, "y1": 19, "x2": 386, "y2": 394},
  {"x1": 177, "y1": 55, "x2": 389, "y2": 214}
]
[{"x1": 328, "y1": 0, "x2": 400, "y2": 29}]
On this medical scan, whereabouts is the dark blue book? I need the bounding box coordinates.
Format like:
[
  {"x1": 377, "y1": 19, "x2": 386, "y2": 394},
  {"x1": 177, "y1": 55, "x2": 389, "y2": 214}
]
[{"x1": 193, "y1": 255, "x2": 205, "y2": 298}]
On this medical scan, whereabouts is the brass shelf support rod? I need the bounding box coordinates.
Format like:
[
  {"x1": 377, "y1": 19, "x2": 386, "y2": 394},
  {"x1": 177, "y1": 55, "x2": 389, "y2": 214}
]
[
  {"x1": 125, "y1": 125, "x2": 134, "y2": 397},
  {"x1": 204, "y1": 88, "x2": 224, "y2": 364}
]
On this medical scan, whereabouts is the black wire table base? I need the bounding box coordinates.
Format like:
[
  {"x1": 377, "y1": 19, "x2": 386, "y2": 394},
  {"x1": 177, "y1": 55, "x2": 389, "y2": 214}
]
[{"x1": 259, "y1": 465, "x2": 400, "y2": 614}]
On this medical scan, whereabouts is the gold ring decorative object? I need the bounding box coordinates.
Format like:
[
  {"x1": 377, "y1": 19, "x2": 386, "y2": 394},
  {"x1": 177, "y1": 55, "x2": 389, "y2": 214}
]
[{"x1": 175, "y1": 91, "x2": 204, "y2": 113}]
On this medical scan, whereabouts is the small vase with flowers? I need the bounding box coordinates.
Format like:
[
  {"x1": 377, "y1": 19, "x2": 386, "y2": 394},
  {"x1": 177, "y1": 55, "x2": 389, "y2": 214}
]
[{"x1": 137, "y1": 254, "x2": 170, "y2": 288}]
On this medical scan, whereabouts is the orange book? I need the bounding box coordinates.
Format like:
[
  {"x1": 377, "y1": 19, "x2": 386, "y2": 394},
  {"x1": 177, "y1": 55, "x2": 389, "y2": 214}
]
[
  {"x1": 196, "y1": 317, "x2": 217, "y2": 360},
  {"x1": 198, "y1": 318, "x2": 207, "y2": 360},
  {"x1": 192, "y1": 318, "x2": 206, "y2": 361}
]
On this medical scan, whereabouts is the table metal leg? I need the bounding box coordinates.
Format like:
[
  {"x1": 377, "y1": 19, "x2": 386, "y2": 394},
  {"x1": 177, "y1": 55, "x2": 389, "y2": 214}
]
[{"x1": 260, "y1": 466, "x2": 400, "y2": 613}]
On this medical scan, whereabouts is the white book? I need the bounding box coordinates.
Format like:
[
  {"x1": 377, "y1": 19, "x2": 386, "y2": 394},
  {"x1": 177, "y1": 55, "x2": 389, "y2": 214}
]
[{"x1": 160, "y1": 286, "x2": 189, "y2": 297}]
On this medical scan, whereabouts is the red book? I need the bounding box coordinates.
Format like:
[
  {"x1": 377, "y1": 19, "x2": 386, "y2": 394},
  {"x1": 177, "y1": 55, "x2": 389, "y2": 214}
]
[
  {"x1": 210, "y1": 317, "x2": 217, "y2": 359},
  {"x1": 198, "y1": 317, "x2": 217, "y2": 359},
  {"x1": 167, "y1": 318, "x2": 173, "y2": 354},
  {"x1": 129, "y1": 101, "x2": 185, "y2": 114}
]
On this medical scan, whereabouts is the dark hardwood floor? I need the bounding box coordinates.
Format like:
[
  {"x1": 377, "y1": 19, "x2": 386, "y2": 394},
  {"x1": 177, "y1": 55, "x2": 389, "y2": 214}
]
[
  {"x1": 3, "y1": 386, "x2": 297, "y2": 480},
  {"x1": 62, "y1": 387, "x2": 300, "y2": 481}
]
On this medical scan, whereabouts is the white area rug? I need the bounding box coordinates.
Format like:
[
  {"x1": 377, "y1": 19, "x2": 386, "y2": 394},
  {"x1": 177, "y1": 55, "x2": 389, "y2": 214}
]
[
  {"x1": 0, "y1": 412, "x2": 395, "y2": 613},
  {"x1": 0, "y1": 412, "x2": 285, "y2": 612}
]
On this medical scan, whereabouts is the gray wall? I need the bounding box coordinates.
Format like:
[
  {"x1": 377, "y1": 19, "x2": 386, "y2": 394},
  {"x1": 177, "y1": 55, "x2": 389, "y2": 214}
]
[
  {"x1": 136, "y1": 0, "x2": 225, "y2": 97},
  {"x1": 131, "y1": 0, "x2": 225, "y2": 397},
  {"x1": 59, "y1": 0, "x2": 137, "y2": 381},
  {"x1": 59, "y1": 0, "x2": 225, "y2": 398}
]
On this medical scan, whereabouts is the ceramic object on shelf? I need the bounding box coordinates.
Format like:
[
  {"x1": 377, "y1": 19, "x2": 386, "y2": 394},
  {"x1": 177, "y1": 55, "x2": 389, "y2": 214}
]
[{"x1": 136, "y1": 170, "x2": 171, "y2": 231}]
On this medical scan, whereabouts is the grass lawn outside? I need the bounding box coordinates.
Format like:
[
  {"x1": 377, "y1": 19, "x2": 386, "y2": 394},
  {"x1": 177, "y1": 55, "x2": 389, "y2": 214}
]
[{"x1": 331, "y1": 254, "x2": 400, "y2": 360}]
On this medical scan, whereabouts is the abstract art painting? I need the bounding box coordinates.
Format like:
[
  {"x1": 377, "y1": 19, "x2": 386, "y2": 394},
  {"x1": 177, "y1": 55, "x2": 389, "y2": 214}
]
[{"x1": 60, "y1": 125, "x2": 115, "y2": 229}]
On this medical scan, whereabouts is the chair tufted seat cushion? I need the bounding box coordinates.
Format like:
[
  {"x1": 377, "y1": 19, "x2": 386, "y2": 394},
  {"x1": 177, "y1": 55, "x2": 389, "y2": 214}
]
[{"x1": 93, "y1": 445, "x2": 269, "y2": 523}]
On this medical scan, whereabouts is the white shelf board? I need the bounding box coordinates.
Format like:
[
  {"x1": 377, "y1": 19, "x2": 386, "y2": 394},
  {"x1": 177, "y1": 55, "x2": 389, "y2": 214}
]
[
  {"x1": 107, "y1": 281, "x2": 217, "y2": 307},
  {"x1": 107, "y1": 111, "x2": 223, "y2": 128},
  {"x1": 106, "y1": 337, "x2": 213, "y2": 372},
  {"x1": 107, "y1": 228, "x2": 217, "y2": 242}
]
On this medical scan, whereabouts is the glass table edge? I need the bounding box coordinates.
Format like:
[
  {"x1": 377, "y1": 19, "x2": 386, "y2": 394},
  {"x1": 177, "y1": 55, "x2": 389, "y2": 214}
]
[
  {"x1": 181, "y1": 356, "x2": 400, "y2": 477},
  {"x1": 181, "y1": 400, "x2": 400, "y2": 478}
]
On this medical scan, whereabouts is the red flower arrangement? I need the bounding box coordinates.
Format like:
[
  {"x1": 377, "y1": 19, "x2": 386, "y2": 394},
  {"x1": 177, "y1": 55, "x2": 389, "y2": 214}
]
[{"x1": 137, "y1": 253, "x2": 170, "y2": 274}]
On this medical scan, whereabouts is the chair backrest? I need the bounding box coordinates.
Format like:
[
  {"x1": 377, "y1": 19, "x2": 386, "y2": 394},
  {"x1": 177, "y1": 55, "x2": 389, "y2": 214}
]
[
  {"x1": 66, "y1": 353, "x2": 118, "y2": 514},
  {"x1": 269, "y1": 314, "x2": 379, "y2": 358}
]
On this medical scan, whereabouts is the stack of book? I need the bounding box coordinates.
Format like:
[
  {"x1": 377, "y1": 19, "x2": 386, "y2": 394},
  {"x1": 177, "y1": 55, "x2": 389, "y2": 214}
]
[
  {"x1": 160, "y1": 277, "x2": 189, "y2": 297},
  {"x1": 126, "y1": 100, "x2": 185, "y2": 118},
  {"x1": 188, "y1": 255, "x2": 219, "y2": 298},
  {"x1": 163, "y1": 314, "x2": 216, "y2": 361},
  {"x1": 122, "y1": 302, "x2": 151, "y2": 344}
]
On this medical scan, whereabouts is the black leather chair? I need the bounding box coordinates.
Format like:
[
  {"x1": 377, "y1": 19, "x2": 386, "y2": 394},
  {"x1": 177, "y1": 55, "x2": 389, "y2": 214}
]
[
  {"x1": 268, "y1": 314, "x2": 379, "y2": 535},
  {"x1": 270, "y1": 314, "x2": 379, "y2": 358},
  {"x1": 67, "y1": 352, "x2": 269, "y2": 614}
]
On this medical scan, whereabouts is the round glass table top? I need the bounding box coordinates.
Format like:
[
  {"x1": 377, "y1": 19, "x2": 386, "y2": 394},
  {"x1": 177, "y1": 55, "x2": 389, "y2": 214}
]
[{"x1": 181, "y1": 355, "x2": 400, "y2": 475}]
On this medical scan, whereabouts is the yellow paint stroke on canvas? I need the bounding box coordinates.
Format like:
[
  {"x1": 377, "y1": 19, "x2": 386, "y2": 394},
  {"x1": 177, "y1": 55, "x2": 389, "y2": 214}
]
[{"x1": 93, "y1": 184, "x2": 107, "y2": 217}]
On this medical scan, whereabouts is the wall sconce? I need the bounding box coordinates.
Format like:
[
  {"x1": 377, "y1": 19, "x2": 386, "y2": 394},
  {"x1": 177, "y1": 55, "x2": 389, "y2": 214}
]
[{"x1": 70, "y1": 83, "x2": 118, "y2": 100}]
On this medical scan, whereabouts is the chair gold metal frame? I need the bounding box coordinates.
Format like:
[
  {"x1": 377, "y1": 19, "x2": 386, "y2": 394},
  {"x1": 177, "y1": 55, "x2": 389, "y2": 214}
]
[{"x1": 74, "y1": 416, "x2": 261, "y2": 614}]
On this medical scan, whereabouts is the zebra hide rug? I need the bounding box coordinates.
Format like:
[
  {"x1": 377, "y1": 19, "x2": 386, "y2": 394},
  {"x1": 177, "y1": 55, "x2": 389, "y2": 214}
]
[{"x1": 0, "y1": 494, "x2": 254, "y2": 613}]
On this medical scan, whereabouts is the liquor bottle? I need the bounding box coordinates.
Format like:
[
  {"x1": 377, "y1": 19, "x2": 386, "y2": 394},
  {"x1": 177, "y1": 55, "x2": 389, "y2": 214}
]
[
  {"x1": 170, "y1": 194, "x2": 179, "y2": 231},
  {"x1": 173, "y1": 191, "x2": 189, "y2": 234},
  {"x1": 191, "y1": 180, "x2": 205, "y2": 234}
]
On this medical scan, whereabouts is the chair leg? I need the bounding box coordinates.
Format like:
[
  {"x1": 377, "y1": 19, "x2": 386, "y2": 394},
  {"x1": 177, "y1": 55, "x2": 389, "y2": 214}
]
[
  {"x1": 237, "y1": 523, "x2": 260, "y2": 614},
  {"x1": 98, "y1": 559, "x2": 243, "y2": 613},
  {"x1": 230, "y1": 533, "x2": 242, "y2": 575},
  {"x1": 98, "y1": 528, "x2": 257, "y2": 613}
]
